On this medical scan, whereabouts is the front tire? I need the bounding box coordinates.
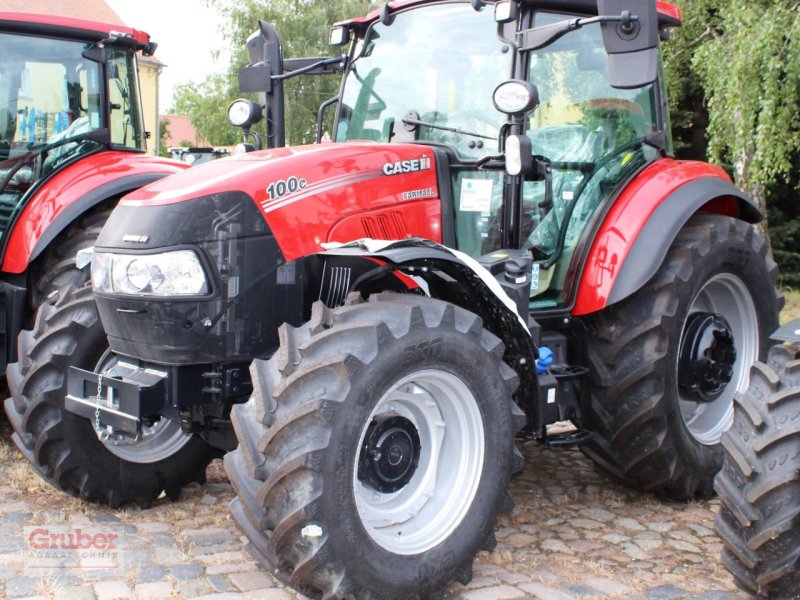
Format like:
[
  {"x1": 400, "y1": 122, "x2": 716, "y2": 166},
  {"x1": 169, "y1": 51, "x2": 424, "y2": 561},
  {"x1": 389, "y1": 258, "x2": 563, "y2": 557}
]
[
  {"x1": 226, "y1": 293, "x2": 523, "y2": 599},
  {"x1": 582, "y1": 214, "x2": 781, "y2": 499},
  {"x1": 4, "y1": 284, "x2": 219, "y2": 507},
  {"x1": 715, "y1": 343, "x2": 800, "y2": 598}
]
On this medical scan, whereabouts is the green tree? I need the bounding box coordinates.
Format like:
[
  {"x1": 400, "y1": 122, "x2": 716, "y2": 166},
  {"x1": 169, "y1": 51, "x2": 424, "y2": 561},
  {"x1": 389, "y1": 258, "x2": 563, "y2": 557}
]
[
  {"x1": 661, "y1": 0, "x2": 724, "y2": 160},
  {"x1": 158, "y1": 117, "x2": 171, "y2": 157},
  {"x1": 691, "y1": 1, "x2": 800, "y2": 238},
  {"x1": 172, "y1": 75, "x2": 240, "y2": 146}
]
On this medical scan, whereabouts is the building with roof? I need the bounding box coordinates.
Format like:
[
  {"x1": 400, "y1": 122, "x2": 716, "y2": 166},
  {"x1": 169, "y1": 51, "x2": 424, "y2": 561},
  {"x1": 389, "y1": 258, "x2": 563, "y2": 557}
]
[
  {"x1": 160, "y1": 114, "x2": 205, "y2": 148},
  {"x1": 0, "y1": 0, "x2": 164, "y2": 155}
]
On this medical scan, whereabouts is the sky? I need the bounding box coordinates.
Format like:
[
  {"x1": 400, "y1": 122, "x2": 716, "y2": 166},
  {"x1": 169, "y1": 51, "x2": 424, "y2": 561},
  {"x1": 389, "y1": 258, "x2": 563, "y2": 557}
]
[{"x1": 107, "y1": 0, "x2": 229, "y2": 113}]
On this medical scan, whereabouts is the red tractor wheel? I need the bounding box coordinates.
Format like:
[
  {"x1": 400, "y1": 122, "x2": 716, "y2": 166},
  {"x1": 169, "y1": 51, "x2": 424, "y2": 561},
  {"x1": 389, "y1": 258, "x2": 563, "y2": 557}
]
[
  {"x1": 582, "y1": 214, "x2": 782, "y2": 499},
  {"x1": 715, "y1": 343, "x2": 800, "y2": 597}
]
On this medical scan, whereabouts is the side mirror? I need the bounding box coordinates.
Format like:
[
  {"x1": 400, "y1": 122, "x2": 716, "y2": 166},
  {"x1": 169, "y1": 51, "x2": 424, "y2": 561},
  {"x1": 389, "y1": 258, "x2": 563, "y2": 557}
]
[
  {"x1": 237, "y1": 20, "x2": 286, "y2": 149},
  {"x1": 598, "y1": 0, "x2": 658, "y2": 88}
]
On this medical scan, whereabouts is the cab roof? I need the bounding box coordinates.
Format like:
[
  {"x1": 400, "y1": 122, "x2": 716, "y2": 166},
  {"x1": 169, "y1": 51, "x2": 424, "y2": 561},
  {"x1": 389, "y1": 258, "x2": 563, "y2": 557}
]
[
  {"x1": 0, "y1": 12, "x2": 153, "y2": 51},
  {"x1": 339, "y1": 0, "x2": 681, "y2": 28}
]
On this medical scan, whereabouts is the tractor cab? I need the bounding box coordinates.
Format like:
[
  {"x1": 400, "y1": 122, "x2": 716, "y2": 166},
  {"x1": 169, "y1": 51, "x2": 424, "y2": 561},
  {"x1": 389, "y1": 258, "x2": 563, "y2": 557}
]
[
  {"x1": 329, "y1": 0, "x2": 676, "y2": 309},
  {"x1": 0, "y1": 14, "x2": 150, "y2": 228}
]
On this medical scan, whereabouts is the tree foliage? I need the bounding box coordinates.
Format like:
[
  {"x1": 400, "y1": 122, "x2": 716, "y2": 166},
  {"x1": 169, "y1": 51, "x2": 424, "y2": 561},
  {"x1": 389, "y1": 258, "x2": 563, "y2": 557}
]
[
  {"x1": 157, "y1": 117, "x2": 171, "y2": 157},
  {"x1": 691, "y1": 2, "x2": 800, "y2": 223},
  {"x1": 172, "y1": 75, "x2": 240, "y2": 146},
  {"x1": 661, "y1": 0, "x2": 723, "y2": 160},
  {"x1": 664, "y1": 0, "x2": 800, "y2": 281}
]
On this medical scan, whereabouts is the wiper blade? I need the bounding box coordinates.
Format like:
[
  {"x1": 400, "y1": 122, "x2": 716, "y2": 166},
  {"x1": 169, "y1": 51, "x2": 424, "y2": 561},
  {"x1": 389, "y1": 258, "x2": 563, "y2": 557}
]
[{"x1": 401, "y1": 115, "x2": 495, "y2": 141}]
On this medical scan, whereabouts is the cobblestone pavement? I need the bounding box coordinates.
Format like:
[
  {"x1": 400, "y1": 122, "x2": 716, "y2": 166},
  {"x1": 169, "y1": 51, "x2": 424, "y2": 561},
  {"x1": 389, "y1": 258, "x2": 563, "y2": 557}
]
[{"x1": 0, "y1": 421, "x2": 749, "y2": 600}]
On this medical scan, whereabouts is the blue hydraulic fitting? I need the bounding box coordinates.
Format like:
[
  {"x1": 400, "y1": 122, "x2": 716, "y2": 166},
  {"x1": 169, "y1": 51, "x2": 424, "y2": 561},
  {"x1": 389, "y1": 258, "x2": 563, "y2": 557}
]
[{"x1": 536, "y1": 346, "x2": 554, "y2": 374}]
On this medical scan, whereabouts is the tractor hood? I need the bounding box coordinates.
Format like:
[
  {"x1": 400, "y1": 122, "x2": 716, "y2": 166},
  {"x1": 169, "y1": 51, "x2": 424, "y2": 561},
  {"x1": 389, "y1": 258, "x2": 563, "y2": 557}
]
[
  {"x1": 116, "y1": 142, "x2": 442, "y2": 261},
  {"x1": 121, "y1": 142, "x2": 437, "y2": 208},
  {"x1": 93, "y1": 141, "x2": 444, "y2": 364}
]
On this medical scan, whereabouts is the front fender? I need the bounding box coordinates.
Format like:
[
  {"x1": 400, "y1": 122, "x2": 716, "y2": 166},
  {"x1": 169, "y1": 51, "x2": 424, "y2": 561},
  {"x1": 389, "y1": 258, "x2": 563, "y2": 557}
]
[
  {"x1": 318, "y1": 238, "x2": 535, "y2": 357},
  {"x1": 573, "y1": 159, "x2": 760, "y2": 316},
  {"x1": 2, "y1": 151, "x2": 187, "y2": 274}
]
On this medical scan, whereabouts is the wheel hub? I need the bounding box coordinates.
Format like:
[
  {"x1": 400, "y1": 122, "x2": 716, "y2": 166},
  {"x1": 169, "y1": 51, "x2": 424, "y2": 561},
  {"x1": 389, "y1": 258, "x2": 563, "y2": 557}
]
[
  {"x1": 92, "y1": 349, "x2": 192, "y2": 464},
  {"x1": 679, "y1": 312, "x2": 737, "y2": 402},
  {"x1": 358, "y1": 416, "x2": 421, "y2": 493}
]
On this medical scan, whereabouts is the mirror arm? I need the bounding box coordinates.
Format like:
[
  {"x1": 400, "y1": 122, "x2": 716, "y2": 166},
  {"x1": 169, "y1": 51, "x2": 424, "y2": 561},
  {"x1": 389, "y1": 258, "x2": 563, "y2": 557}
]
[
  {"x1": 273, "y1": 56, "x2": 346, "y2": 81},
  {"x1": 519, "y1": 13, "x2": 639, "y2": 52},
  {"x1": 316, "y1": 96, "x2": 339, "y2": 143}
]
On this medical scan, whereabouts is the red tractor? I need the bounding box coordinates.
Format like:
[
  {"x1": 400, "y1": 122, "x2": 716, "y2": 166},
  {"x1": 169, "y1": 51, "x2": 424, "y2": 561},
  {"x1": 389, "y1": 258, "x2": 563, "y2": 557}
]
[
  {"x1": 6, "y1": 0, "x2": 795, "y2": 598},
  {"x1": 0, "y1": 10, "x2": 186, "y2": 412}
]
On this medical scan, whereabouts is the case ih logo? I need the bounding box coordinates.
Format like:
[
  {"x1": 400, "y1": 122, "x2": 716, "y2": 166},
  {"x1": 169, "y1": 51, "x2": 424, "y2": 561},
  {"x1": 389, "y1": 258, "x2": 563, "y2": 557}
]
[
  {"x1": 24, "y1": 526, "x2": 125, "y2": 575},
  {"x1": 382, "y1": 155, "x2": 431, "y2": 176}
]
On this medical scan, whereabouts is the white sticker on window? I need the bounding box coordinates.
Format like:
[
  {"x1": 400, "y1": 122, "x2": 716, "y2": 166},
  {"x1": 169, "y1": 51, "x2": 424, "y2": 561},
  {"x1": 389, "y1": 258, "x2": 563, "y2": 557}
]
[
  {"x1": 90, "y1": 112, "x2": 100, "y2": 129},
  {"x1": 459, "y1": 179, "x2": 493, "y2": 213}
]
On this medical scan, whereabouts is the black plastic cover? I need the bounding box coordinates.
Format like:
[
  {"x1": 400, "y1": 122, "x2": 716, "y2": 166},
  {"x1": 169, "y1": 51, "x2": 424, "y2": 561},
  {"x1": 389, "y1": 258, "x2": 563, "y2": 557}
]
[{"x1": 94, "y1": 192, "x2": 306, "y2": 365}]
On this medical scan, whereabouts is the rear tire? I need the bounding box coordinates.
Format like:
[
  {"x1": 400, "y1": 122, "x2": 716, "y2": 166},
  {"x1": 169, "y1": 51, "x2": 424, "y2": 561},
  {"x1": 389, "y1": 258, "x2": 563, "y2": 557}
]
[
  {"x1": 226, "y1": 293, "x2": 524, "y2": 599},
  {"x1": 714, "y1": 343, "x2": 800, "y2": 598},
  {"x1": 4, "y1": 284, "x2": 219, "y2": 507},
  {"x1": 582, "y1": 215, "x2": 781, "y2": 499}
]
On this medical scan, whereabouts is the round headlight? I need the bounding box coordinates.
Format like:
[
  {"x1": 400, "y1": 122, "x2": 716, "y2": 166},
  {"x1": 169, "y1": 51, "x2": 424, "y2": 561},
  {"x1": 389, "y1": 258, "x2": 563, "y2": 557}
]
[
  {"x1": 493, "y1": 80, "x2": 539, "y2": 116},
  {"x1": 125, "y1": 259, "x2": 151, "y2": 292},
  {"x1": 228, "y1": 99, "x2": 263, "y2": 128}
]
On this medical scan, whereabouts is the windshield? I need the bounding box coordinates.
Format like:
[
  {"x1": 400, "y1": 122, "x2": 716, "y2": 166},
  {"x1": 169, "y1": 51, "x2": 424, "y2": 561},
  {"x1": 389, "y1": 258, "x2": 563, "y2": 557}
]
[
  {"x1": 336, "y1": 2, "x2": 512, "y2": 159},
  {"x1": 0, "y1": 32, "x2": 106, "y2": 208}
]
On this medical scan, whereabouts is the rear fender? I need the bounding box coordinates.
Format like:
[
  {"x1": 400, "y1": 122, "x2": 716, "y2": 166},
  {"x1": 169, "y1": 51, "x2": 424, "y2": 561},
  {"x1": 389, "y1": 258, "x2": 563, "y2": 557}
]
[{"x1": 573, "y1": 160, "x2": 760, "y2": 316}]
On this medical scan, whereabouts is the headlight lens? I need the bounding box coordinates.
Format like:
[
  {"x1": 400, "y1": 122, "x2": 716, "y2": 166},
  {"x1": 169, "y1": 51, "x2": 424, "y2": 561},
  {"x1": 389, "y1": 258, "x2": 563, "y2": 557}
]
[
  {"x1": 228, "y1": 99, "x2": 262, "y2": 128},
  {"x1": 493, "y1": 80, "x2": 539, "y2": 115},
  {"x1": 92, "y1": 250, "x2": 209, "y2": 296}
]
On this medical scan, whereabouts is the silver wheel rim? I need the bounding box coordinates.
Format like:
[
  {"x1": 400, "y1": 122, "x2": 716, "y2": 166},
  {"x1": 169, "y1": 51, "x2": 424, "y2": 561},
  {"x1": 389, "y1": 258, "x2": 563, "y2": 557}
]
[
  {"x1": 678, "y1": 273, "x2": 758, "y2": 445},
  {"x1": 93, "y1": 350, "x2": 192, "y2": 464},
  {"x1": 353, "y1": 369, "x2": 484, "y2": 555}
]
